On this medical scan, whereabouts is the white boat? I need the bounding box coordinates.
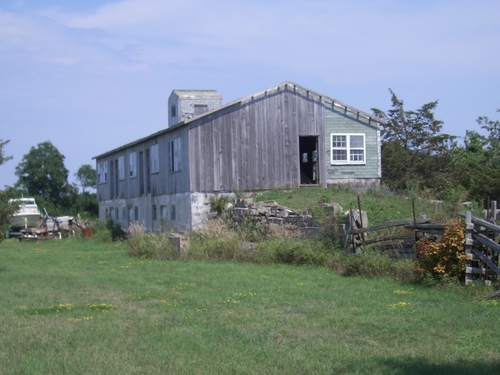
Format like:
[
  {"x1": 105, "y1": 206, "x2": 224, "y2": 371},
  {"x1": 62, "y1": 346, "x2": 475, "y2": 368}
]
[{"x1": 9, "y1": 198, "x2": 42, "y2": 230}]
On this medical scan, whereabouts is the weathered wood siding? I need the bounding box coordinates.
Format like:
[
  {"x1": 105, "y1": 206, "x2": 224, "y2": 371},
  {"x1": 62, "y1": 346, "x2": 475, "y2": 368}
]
[
  {"x1": 95, "y1": 126, "x2": 190, "y2": 202},
  {"x1": 188, "y1": 84, "x2": 326, "y2": 192}
]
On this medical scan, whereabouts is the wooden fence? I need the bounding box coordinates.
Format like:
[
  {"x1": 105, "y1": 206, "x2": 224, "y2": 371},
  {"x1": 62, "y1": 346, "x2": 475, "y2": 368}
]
[
  {"x1": 348, "y1": 217, "x2": 446, "y2": 257},
  {"x1": 348, "y1": 211, "x2": 500, "y2": 285},
  {"x1": 464, "y1": 211, "x2": 500, "y2": 285}
]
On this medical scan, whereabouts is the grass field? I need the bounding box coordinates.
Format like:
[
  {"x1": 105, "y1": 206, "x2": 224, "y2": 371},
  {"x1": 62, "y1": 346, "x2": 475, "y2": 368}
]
[{"x1": 1, "y1": 236, "x2": 499, "y2": 374}]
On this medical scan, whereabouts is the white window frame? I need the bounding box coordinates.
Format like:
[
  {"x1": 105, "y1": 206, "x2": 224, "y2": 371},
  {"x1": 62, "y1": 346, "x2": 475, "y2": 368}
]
[
  {"x1": 330, "y1": 133, "x2": 366, "y2": 165},
  {"x1": 129, "y1": 152, "x2": 137, "y2": 178},
  {"x1": 168, "y1": 137, "x2": 182, "y2": 173},
  {"x1": 150, "y1": 144, "x2": 159, "y2": 174},
  {"x1": 97, "y1": 162, "x2": 108, "y2": 184},
  {"x1": 118, "y1": 156, "x2": 125, "y2": 180}
]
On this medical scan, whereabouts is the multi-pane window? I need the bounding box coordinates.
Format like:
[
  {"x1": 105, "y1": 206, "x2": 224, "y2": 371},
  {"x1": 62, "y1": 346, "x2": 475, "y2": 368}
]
[
  {"x1": 118, "y1": 156, "x2": 125, "y2": 180},
  {"x1": 168, "y1": 137, "x2": 182, "y2": 172},
  {"x1": 129, "y1": 152, "x2": 137, "y2": 178},
  {"x1": 330, "y1": 134, "x2": 365, "y2": 164},
  {"x1": 150, "y1": 144, "x2": 159, "y2": 173},
  {"x1": 97, "y1": 162, "x2": 108, "y2": 183}
]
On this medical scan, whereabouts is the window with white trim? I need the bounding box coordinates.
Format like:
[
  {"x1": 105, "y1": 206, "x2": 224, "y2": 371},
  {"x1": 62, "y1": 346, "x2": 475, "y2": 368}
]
[
  {"x1": 168, "y1": 137, "x2": 182, "y2": 172},
  {"x1": 129, "y1": 152, "x2": 137, "y2": 178},
  {"x1": 118, "y1": 156, "x2": 125, "y2": 180},
  {"x1": 150, "y1": 144, "x2": 159, "y2": 173},
  {"x1": 330, "y1": 134, "x2": 365, "y2": 164},
  {"x1": 97, "y1": 162, "x2": 108, "y2": 183}
]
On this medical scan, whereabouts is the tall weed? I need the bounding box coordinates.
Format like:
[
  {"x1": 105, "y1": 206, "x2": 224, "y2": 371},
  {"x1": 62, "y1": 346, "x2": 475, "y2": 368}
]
[
  {"x1": 335, "y1": 248, "x2": 415, "y2": 281},
  {"x1": 252, "y1": 239, "x2": 332, "y2": 266},
  {"x1": 189, "y1": 218, "x2": 244, "y2": 261},
  {"x1": 125, "y1": 223, "x2": 178, "y2": 259}
]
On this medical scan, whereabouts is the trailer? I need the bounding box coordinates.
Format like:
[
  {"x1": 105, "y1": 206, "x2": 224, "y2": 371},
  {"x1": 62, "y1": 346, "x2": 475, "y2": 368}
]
[{"x1": 18, "y1": 227, "x2": 60, "y2": 242}]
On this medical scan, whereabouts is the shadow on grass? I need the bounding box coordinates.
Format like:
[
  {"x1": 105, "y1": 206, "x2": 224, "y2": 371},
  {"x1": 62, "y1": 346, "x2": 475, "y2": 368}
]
[{"x1": 381, "y1": 358, "x2": 500, "y2": 375}]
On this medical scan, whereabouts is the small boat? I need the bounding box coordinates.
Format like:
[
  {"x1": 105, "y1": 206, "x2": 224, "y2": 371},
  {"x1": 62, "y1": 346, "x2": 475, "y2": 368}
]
[{"x1": 9, "y1": 198, "x2": 43, "y2": 230}]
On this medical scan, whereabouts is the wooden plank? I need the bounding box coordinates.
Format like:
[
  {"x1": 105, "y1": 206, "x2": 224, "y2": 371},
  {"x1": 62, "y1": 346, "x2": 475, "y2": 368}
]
[
  {"x1": 213, "y1": 116, "x2": 221, "y2": 190},
  {"x1": 472, "y1": 232, "x2": 500, "y2": 254},
  {"x1": 403, "y1": 226, "x2": 445, "y2": 236},
  {"x1": 460, "y1": 214, "x2": 500, "y2": 234},
  {"x1": 350, "y1": 218, "x2": 431, "y2": 234},
  {"x1": 465, "y1": 211, "x2": 473, "y2": 285},
  {"x1": 471, "y1": 248, "x2": 500, "y2": 276},
  {"x1": 409, "y1": 224, "x2": 448, "y2": 231},
  {"x1": 363, "y1": 235, "x2": 416, "y2": 245},
  {"x1": 466, "y1": 267, "x2": 486, "y2": 274}
]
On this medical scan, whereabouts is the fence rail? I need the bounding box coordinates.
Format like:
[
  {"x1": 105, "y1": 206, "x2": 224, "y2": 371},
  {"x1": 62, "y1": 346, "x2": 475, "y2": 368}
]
[
  {"x1": 464, "y1": 211, "x2": 500, "y2": 285},
  {"x1": 347, "y1": 210, "x2": 500, "y2": 285}
]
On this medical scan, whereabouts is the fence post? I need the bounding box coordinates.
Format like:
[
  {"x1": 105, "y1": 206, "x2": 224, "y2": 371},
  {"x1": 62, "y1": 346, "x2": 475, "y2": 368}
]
[
  {"x1": 465, "y1": 211, "x2": 474, "y2": 285},
  {"x1": 490, "y1": 201, "x2": 497, "y2": 221}
]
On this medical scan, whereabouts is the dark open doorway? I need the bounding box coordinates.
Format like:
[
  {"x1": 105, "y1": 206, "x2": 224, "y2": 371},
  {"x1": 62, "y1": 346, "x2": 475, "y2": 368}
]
[{"x1": 299, "y1": 136, "x2": 319, "y2": 185}]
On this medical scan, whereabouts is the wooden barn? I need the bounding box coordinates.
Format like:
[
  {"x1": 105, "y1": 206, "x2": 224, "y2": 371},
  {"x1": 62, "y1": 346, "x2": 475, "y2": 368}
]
[{"x1": 94, "y1": 81, "x2": 383, "y2": 230}]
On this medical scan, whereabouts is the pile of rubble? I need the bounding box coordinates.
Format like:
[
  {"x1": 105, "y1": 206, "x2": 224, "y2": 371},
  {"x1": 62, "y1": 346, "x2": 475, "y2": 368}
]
[{"x1": 220, "y1": 198, "x2": 362, "y2": 241}]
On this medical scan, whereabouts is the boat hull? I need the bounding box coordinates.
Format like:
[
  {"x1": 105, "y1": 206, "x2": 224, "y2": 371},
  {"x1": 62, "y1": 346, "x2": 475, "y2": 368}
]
[
  {"x1": 9, "y1": 214, "x2": 42, "y2": 230},
  {"x1": 8, "y1": 198, "x2": 42, "y2": 230}
]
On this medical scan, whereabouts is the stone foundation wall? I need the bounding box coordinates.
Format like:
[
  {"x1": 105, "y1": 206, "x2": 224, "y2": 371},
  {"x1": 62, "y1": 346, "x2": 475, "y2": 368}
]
[{"x1": 225, "y1": 198, "x2": 349, "y2": 239}]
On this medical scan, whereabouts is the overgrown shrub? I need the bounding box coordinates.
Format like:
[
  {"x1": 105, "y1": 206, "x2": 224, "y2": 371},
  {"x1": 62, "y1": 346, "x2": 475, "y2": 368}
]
[
  {"x1": 209, "y1": 194, "x2": 233, "y2": 215},
  {"x1": 310, "y1": 204, "x2": 344, "y2": 248},
  {"x1": 88, "y1": 219, "x2": 113, "y2": 243},
  {"x1": 125, "y1": 223, "x2": 178, "y2": 259},
  {"x1": 414, "y1": 221, "x2": 467, "y2": 283},
  {"x1": 107, "y1": 218, "x2": 126, "y2": 241}
]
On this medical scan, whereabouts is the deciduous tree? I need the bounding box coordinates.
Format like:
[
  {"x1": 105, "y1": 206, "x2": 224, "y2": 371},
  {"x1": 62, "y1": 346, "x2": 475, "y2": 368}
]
[
  {"x1": 0, "y1": 139, "x2": 12, "y2": 166},
  {"x1": 451, "y1": 110, "x2": 500, "y2": 203},
  {"x1": 75, "y1": 164, "x2": 96, "y2": 193},
  {"x1": 15, "y1": 141, "x2": 70, "y2": 202}
]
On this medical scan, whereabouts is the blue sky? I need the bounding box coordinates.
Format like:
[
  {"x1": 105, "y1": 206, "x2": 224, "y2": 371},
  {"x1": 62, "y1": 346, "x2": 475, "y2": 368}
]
[{"x1": 1, "y1": 0, "x2": 499, "y2": 189}]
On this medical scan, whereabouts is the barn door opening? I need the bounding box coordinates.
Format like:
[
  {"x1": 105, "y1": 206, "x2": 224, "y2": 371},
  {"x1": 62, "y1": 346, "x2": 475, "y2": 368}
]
[{"x1": 299, "y1": 136, "x2": 319, "y2": 185}]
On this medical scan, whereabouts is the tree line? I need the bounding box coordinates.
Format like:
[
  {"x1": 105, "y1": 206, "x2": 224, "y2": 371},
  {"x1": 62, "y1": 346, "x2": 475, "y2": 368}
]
[{"x1": 372, "y1": 91, "x2": 500, "y2": 206}]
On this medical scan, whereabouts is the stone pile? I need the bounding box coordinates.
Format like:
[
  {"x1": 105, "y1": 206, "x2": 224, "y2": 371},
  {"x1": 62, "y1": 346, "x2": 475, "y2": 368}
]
[{"x1": 224, "y1": 198, "x2": 348, "y2": 239}]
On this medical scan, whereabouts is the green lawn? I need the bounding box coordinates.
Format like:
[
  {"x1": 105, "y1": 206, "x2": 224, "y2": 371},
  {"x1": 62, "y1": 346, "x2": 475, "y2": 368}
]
[{"x1": 1, "y1": 237, "x2": 499, "y2": 374}]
